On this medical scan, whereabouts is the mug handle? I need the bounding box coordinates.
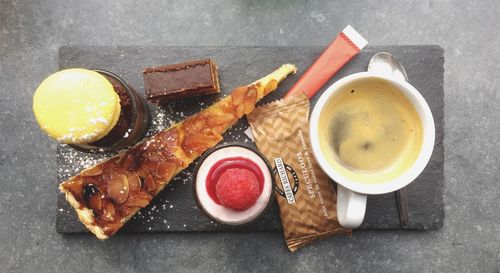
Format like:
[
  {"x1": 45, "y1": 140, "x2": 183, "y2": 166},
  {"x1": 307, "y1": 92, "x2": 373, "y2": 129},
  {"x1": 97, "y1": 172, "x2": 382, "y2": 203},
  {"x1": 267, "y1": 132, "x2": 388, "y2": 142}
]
[{"x1": 337, "y1": 184, "x2": 367, "y2": 229}]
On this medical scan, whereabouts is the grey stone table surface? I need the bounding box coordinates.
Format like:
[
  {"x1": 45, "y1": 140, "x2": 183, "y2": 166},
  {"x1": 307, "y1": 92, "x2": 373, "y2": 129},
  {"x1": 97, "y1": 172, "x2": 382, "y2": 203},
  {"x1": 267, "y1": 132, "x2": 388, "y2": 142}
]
[{"x1": 0, "y1": 1, "x2": 498, "y2": 272}]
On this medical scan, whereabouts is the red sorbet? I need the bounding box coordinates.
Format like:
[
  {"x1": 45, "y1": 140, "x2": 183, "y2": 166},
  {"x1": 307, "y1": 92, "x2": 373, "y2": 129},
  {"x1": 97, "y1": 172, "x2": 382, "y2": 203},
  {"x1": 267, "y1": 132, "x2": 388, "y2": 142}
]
[{"x1": 215, "y1": 168, "x2": 261, "y2": 211}]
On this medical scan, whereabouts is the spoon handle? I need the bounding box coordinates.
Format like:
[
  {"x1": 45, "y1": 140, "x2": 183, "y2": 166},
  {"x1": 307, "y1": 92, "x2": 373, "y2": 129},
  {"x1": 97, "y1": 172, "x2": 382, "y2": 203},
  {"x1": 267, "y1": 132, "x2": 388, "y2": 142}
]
[{"x1": 396, "y1": 187, "x2": 410, "y2": 228}]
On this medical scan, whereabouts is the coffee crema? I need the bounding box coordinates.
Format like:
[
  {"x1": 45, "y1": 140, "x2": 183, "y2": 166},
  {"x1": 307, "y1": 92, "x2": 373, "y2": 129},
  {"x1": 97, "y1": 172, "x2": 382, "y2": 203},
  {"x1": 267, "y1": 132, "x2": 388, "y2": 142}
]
[{"x1": 318, "y1": 77, "x2": 423, "y2": 184}]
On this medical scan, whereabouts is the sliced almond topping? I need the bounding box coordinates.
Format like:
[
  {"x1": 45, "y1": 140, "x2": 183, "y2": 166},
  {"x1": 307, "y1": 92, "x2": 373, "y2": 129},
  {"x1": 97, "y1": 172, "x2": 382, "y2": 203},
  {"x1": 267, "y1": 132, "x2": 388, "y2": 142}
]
[
  {"x1": 243, "y1": 86, "x2": 257, "y2": 114},
  {"x1": 231, "y1": 86, "x2": 248, "y2": 106},
  {"x1": 127, "y1": 174, "x2": 142, "y2": 192},
  {"x1": 264, "y1": 79, "x2": 278, "y2": 95},
  {"x1": 81, "y1": 165, "x2": 103, "y2": 176},
  {"x1": 124, "y1": 192, "x2": 152, "y2": 208},
  {"x1": 236, "y1": 104, "x2": 245, "y2": 117},
  {"x1": 218, "y1": 96, "x2": 236, "y2": 115},
  {"x1": 62, "y1": 177, "x2": 85, "y2": 200},
  {"x1": 182, "y1": 132, "x2": 222, "y2": 155},
  {"x1": 120, "y1": 153, "x2": 140, "y2": 171},
  {"x1": 106, "y1": 174, "x2": 130, "y2": 204},
  {"x1": 182, "y1": 115, "x2": 207, "y2": 134},
  {"x1": 205, "y1": 108, "x2": 236, "y2": 126},
  {"x1": 143, "y1": 174, "x2": 156, "y2": 192},
  {"x1": 157, "y1": 162, "x2": 177, "y2": 182}
]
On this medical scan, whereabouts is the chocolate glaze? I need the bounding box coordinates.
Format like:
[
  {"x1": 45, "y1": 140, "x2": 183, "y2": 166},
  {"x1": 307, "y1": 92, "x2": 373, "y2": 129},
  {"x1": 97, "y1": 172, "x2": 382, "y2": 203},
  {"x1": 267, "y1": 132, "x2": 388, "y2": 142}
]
[{"x1": 143, "y1": 59, "x2": 220, "y2": 103}]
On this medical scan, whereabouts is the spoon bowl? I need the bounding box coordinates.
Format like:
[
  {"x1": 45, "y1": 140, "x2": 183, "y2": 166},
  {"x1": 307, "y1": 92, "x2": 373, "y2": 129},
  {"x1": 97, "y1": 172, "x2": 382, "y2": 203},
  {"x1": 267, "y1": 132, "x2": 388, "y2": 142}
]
[{"x1": 368, "y1": 52, "x2": 408, "y2": 82}]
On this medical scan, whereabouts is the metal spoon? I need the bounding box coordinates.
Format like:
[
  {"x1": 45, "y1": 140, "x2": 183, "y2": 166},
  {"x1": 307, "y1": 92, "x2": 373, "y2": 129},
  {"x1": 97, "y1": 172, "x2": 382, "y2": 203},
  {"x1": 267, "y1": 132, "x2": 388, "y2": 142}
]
[
  {"x1": 368, "y1": 52, "x2": 408, "y2": 82},
  {"x1": 367, "y1": 52, "x2": 410, "y2": 229}
]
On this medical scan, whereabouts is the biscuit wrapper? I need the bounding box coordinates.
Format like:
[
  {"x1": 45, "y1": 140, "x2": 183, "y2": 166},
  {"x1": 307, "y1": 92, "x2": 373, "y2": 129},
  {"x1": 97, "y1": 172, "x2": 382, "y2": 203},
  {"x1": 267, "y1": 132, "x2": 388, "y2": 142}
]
[{"x1": 247, "y1": 94, "x2": 350, "y2": 252}]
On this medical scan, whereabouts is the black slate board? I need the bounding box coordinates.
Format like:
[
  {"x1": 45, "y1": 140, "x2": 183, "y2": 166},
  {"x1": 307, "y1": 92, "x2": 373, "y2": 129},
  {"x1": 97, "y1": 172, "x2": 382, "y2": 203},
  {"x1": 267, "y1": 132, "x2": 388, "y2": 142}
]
[{"x1": 56, "y1": 45, "x2": 444, "y2": 234}]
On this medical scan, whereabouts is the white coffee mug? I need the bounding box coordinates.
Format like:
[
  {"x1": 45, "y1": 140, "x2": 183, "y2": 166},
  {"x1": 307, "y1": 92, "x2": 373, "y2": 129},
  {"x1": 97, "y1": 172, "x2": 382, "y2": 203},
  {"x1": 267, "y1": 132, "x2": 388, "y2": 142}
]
[{"x1": 309, "y1": 72, "x2": 435, "y2": 229}]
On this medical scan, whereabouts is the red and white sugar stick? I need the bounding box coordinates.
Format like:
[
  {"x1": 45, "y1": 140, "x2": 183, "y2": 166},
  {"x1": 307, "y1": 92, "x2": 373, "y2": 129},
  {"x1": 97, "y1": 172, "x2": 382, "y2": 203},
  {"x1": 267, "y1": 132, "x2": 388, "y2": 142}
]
[
  {"x1": 284, "y1": 25, "x2": 368, "y2": 99},
  {"x1": 244, "y1": 26, "x2": 368, "y2": 141}
]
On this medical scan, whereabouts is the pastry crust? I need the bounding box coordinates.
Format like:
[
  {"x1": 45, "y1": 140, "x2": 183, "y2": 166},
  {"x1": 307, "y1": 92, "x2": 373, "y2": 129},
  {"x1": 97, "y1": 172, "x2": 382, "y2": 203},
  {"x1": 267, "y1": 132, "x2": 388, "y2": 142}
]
[
  {"x1": 59, "y1": 64, "x2": 297, "y2": 239},
  {"x1": 59, "y1": 184, "x2": 109, "y2": 239}
]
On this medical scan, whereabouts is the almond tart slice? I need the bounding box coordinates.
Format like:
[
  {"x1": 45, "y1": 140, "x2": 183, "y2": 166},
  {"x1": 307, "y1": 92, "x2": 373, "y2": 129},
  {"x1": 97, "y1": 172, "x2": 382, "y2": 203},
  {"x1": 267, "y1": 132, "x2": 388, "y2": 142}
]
[{"x1": 59, "y1": 64, "x2": 297, "y2": 239}]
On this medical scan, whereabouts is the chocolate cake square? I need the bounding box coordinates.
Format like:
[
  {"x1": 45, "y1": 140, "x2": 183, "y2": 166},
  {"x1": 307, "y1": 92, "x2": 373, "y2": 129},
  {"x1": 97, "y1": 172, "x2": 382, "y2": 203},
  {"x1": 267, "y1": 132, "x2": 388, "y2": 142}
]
[{"x1": 143, "y1": 59, "x2": 220, "y2": 103}]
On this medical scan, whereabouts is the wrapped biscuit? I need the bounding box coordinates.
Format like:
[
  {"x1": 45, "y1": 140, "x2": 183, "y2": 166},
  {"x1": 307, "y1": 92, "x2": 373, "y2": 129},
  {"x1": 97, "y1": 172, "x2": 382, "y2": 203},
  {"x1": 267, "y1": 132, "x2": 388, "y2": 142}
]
[{"x1": 247, "y1": 94, "x2": 350, "y2": 252}]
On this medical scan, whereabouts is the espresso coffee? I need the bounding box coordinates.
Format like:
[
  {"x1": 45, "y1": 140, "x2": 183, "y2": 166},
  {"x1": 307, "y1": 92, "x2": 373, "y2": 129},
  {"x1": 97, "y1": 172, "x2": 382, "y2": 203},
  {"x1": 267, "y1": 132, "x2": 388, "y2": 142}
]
[{"x1": 318, "y1": 77, "x2": 423, "y2": 184}]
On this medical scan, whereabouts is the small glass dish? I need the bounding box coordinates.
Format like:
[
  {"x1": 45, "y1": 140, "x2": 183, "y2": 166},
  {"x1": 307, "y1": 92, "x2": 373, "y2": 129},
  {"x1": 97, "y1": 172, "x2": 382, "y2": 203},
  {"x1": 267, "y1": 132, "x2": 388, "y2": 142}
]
[
  {"x1": 70, "y1": 69, "x2": 150, "y2": 153},
  {"x1": 192, "y1": 143, "x2": 275, "y2": 226}
]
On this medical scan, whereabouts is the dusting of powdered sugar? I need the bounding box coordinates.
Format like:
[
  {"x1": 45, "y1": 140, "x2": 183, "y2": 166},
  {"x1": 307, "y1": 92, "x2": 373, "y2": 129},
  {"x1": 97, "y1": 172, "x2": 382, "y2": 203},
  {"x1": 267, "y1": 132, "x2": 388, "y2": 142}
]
[
  {"x1": 57, "y1": 144, "x2": 113, "y2": 181},
  {"x1": 57, "y1": 94, "x2": 255, "y2": 233},
  {"x1": 145, "y1": 107, "x2": 175, "y2": 137}
]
